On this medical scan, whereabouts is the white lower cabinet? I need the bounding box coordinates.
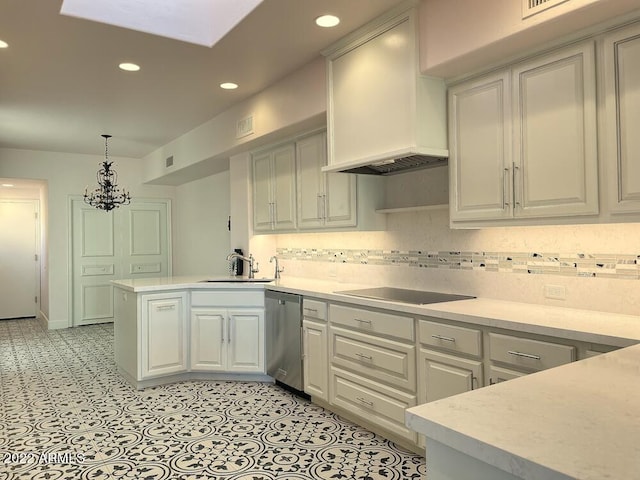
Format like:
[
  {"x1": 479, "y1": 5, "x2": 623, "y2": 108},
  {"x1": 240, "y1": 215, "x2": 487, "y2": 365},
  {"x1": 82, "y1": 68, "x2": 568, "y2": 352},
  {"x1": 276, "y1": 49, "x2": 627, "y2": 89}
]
[
  {"x1": 327, "y1": 304, "x2": 417, "y2": 444},
  {"x1": 114, "y1": 287, "x2": 266, "y2": 389},
  {"x1": 302, "y1": 298, "x2": 329, "y2": 401},
  {"x1": 140, "y1": 291, "x2": 189, "y2": 379},
  {"x1": 418, "y1": 349, "x2": 483, "y2": 404},
  {"x1": 303, "y1": 319, "x2": 328, "y2": 401},
  {"x1": 330, "y1": 367, "x2": 417, "y2": 443},
  {"x1": 190, "y1": 308, "x2": 265, "y2": 373}
]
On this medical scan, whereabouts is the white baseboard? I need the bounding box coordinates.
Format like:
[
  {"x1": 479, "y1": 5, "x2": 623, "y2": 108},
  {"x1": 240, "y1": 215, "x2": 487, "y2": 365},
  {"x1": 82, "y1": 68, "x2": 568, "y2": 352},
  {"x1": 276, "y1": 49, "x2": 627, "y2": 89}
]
[{"x1": 46, "y1": 317, "x2": 70, "y2": 330}]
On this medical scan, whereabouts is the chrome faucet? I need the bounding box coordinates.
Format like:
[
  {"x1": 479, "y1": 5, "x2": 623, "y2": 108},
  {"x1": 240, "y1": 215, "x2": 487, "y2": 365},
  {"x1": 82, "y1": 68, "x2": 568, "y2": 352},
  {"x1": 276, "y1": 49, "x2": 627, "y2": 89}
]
[
  {"x1": 269, "y1": 255, "x2": 284, "y2": 279},
  {"x1": 226, "y1": 252, "x2": 259, "y2": 279}
]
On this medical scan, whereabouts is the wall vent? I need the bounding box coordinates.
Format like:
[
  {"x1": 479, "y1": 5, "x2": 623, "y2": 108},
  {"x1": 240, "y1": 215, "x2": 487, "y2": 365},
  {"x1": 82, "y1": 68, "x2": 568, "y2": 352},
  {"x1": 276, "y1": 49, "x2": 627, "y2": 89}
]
[
  {"x1": 236, "y1": 114, "x2": 254, "y2": 139},
  {"x1": 165, "y1": 155, "x2": 174, "y2": 168},
  {"x1": 522, "y1": 0, "x2": 570, "y2": 19}
]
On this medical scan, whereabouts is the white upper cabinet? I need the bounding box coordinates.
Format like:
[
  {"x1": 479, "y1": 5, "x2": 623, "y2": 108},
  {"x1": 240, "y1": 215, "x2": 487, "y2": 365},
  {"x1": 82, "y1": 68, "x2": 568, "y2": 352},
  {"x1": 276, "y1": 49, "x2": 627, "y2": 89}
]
[
  {"x1": 323, "y1": 6, "x2": 447, "y2": 172},
  {"x1": 252, "y1": 143, "x2": 297, "y2": 232},
  {"x1": 604, "y1": 23, "x2": 640, "y2": 214},
  {"x1": 449, "y1": 41, "x2": 599, "y2": 226},
  {"x1": 449, "y1": 71, "x2": 512, "y2": 221},
  {"x1": 512, "y1": 42, "x2": 598, "y2": 218},
  {"x1": 297, "y1": 132, "x2": 356, "y2": 229}
]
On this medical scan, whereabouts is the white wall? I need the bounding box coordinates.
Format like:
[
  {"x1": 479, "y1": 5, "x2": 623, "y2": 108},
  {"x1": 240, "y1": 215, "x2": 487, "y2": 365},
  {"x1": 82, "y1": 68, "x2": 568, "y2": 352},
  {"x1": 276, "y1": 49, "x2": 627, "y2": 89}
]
[
  {"x1": 173, "y1": 170, "x2": 231, "y2": 276},
  {"x1": 143, "y1": 57, "x2": 327, "y2": 185},
  {"x1": 0, "y1": 148, "x2": 176, "y2": 328},
  {"x1": 419, "y1": 0, "x2": 640, "y2": 78}
]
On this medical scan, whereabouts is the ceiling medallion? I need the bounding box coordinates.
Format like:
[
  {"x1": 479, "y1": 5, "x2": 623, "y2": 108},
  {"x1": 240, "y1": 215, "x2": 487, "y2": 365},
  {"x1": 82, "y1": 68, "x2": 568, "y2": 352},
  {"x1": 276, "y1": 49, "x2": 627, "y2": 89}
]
[{"x1": 84, "y1": 134, "x2": 131, "y2": 212}]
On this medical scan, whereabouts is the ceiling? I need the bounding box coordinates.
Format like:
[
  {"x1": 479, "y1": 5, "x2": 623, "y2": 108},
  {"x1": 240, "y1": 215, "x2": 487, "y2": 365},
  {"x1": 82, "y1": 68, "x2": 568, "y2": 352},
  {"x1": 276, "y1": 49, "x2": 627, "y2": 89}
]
[{"x1": 0, "y1": 0, "x2": 404, "y2": 159}]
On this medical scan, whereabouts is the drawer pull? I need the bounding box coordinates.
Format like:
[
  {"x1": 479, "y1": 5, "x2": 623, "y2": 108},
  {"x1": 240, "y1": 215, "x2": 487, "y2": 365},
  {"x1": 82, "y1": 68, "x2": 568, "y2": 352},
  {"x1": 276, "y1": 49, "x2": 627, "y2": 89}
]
[
  {"x1": 431, "y1": 334, "x2": 456, "y2": 343},
  {"x1": 304, "y1": 308, "x2": 318, "y2": 313},
  {"x1": 356, "y1": 397, "x2": 374, "y2": 407},
  {"x1": 355, "y1": 352, "x2": 373, "y2": 361},
  {"x1": 155, "y1": 304, "x2": 175, "y2": 311},
  {"x1": 507, "y1": 350, "x2": 541, "y2": 360},
  {"x1": 354, "y1": 318, "x2": 372, "y2": 325}
]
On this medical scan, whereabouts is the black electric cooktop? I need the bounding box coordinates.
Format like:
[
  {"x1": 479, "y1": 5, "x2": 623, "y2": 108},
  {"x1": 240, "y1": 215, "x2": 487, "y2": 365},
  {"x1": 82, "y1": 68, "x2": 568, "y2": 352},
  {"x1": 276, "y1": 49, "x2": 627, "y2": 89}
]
[{"x1": 335, "y1": 287, "x2": 474, "y2": 305}]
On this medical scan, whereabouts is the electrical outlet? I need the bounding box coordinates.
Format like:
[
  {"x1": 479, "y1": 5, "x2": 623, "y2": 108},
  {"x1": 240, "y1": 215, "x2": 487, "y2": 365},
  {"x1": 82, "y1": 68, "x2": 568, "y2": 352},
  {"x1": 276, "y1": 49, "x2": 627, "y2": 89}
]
[{"x1": 544, "y1": 284, "x2": 566, "y2": 300}]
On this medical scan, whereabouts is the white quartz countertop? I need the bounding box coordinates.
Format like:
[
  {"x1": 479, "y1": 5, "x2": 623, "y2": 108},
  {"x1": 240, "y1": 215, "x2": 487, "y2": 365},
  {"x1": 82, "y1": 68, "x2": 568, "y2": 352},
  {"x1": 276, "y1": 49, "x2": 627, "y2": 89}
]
[
  {"x1": 406, "y1": 344, "x2": 640, "y2": 480},
  {"x1": 112, "y1": 275, "x2": 640, "y2": 346}
]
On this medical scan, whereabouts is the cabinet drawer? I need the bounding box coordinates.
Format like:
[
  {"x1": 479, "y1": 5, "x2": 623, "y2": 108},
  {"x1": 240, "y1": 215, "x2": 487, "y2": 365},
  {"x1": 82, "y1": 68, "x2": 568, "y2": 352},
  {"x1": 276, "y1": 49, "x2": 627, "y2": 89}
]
[
  {"x1": 191, "y1": 290, "x2": 264, "y2": 307},
  {"x1": 418, "y1": 319, "x2": 482, "y2": 357},
  {"x1": 303, "y1": 299, "x2": 327, "y2": 321},
  {"x1": 330, "y1": 326, "x2": 416, "y2": 392},
  {"x1": 329, "y1": 304, "x2": 414, "y2": 341},
  {"x1": 489, "y1": 333, "x2": 575, "y2": 372},
  {"x1": 330, "y1": 367, "x2": 417, "y2": 442}
]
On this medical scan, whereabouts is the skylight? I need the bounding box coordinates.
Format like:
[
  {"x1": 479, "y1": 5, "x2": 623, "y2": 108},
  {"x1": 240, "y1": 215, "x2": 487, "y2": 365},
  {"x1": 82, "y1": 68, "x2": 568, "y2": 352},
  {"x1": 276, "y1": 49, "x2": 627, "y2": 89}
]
[{"x1": 59, "y1": 0, "x2": 263, "y2": 48}]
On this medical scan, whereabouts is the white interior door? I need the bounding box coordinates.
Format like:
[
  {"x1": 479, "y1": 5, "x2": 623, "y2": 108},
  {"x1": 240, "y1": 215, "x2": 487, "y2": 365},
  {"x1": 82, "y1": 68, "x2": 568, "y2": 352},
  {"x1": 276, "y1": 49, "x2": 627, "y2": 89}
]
[
  {"x1": 0, "y1": 200, "x2": 38, "y2": 319},
  {"x1": 72, "y1": 200, "x2": 118, "y2": 326},
  {"x1": 71, "y1": 198, "x2": 171, "y2": 327}
]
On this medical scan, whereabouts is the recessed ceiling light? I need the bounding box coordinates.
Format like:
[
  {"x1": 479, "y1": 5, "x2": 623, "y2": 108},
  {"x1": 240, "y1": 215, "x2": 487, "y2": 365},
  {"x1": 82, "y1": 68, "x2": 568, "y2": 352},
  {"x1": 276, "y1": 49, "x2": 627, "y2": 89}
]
[
  {"x1": 220, "y1": 82, "x2": 238, "y2": 90},
  {"x1": 1, "y1": 184, "x2": 14, "y2": 187},
  {"x1": 119, "y1": 62, "x2": 140, "y2": 72},
  {"x1": 315, "y1": 15, "x2": 340, "y2": 28},
  {"x1": 0, "y1": 40, "x2": 8, "y2": 48}
]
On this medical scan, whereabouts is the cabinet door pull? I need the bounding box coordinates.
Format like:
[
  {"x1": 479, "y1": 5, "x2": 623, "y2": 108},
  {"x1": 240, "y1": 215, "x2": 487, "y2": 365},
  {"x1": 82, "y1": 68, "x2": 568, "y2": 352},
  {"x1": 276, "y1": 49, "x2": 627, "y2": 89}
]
[
  {"x1": 513, "y1": 163, "x2": 521, "y2": 207},
  {"x1": 155, "y1": 304, "x2": 175, "y2": 311},
  {"x1": 503, "y1": 166, "x2": 510, "y2": 208},
  {"x1": 317, "y1": 194, "x2": 323, "y2": 220},
  {"x1": 321, "y1": 193, "x2": 327, "y2": 220},
  {"x1": 355, "y1": 352, "x2": 373, "y2": 361},
  {"x1": 431, "y1": 334, "x2": 456, "y2": 343},
  {"x1": 220, "y1": 318, "x2": 225, "y2": 343},
  {"x1": 227, "y1": 318, "x2": 231, "y2": 344},
  {"x1": 507, "y1": 350, "x2": 541, "y2": 360},
  {"x1": 354, "y1": 318, "x2": 372, "y2": 325},
  {"x1": 272, "y1": 203, "x2": 277, "y2": 228},
  {"x1": 356, "y1": 397, "x2": 374, "y2": 407}
]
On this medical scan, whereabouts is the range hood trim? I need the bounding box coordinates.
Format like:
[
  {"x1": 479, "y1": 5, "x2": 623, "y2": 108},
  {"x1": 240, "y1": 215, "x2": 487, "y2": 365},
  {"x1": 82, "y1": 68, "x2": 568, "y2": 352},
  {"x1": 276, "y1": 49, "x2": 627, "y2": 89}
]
[{"x1": 321, "y1": 146, "x2": 449, "y2": 175}]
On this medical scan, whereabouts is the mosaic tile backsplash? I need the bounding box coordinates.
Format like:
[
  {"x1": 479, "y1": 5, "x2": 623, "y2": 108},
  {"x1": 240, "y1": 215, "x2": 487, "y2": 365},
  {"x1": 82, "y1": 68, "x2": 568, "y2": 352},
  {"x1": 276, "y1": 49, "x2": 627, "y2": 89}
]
[{"x1": 276, "y1": 248, "x2": 640, "y2": 280}]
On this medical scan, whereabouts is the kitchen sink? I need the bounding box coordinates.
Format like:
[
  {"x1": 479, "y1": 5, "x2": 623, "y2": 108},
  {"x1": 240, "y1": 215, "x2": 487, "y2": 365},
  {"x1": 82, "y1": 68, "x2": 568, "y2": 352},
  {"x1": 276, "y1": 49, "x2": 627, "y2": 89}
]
[{"x1": 199, "y1": 277, "x2": 274, "y2": 283}]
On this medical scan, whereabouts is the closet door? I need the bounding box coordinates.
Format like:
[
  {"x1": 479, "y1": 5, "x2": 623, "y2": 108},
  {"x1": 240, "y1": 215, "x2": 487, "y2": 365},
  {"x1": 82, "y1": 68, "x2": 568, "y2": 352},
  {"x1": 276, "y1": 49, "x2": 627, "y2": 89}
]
[{"x1": 71, "y1": 198, "x2": 171, "y2": 326}]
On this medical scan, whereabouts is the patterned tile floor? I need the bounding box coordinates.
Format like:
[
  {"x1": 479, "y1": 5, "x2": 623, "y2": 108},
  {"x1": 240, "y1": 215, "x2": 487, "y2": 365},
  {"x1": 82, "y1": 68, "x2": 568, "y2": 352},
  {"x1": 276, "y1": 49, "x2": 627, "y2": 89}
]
[{"x1": 0, "y1": 318, "x2": 425, "y2": 479}]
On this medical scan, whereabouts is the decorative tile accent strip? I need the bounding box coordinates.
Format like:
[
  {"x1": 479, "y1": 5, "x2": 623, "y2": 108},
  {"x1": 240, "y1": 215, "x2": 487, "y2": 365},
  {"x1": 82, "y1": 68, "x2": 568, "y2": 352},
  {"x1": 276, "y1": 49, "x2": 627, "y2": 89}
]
[{"x1": 276, "y1": 248, "x2": 640, "y2": 280}]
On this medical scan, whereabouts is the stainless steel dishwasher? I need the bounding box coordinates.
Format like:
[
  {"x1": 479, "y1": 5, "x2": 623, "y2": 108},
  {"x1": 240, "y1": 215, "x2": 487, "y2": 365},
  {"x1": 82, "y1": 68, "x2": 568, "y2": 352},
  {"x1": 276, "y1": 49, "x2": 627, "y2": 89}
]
[{"x1": 265, "y1": 290, "x2": 305, "y2": 395}]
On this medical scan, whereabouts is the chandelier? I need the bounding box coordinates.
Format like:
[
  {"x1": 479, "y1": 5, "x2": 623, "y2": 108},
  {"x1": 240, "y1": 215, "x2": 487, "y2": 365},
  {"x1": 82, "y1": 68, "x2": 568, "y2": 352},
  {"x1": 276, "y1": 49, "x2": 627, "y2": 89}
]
[{"x1": 84, "y1": 134, "x2": 131, "y2": 212}]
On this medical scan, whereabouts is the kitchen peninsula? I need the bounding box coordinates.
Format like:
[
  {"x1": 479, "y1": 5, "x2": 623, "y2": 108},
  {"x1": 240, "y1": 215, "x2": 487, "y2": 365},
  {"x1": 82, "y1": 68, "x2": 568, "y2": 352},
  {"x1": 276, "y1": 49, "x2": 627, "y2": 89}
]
[{"x1": 113, "y1": 275, "x2": 640, "y2": 465}]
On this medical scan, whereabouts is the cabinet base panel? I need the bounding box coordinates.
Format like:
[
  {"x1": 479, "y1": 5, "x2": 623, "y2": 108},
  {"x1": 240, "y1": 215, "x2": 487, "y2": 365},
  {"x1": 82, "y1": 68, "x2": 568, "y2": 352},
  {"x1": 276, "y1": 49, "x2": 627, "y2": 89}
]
[{"x1": 118, "y1": 368, "x2": 273, "y2": 390}]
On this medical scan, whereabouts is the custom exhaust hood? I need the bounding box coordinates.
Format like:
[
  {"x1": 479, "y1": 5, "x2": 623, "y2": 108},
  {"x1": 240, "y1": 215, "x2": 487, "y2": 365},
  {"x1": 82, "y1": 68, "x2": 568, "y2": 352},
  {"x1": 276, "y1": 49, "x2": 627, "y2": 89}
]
[
  {"x1": 325, "y1": 152, "x2": 448, "y2": 176},
  {"x1": 321, "y1": 3, "x2": 448, "y2": 176}
]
